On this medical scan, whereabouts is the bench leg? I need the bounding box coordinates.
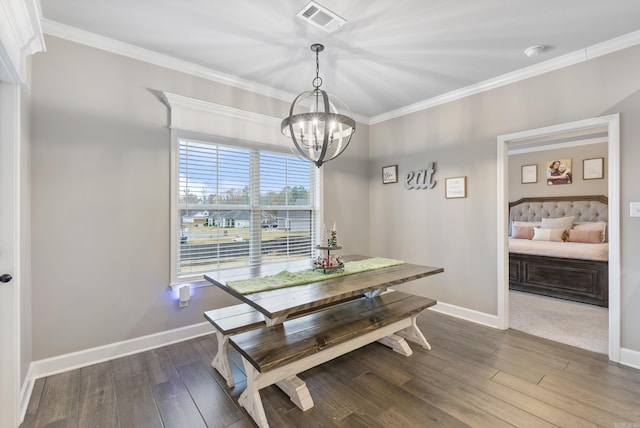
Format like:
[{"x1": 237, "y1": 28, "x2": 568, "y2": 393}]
[
  {"x1": 377, "y1": 334, "x2": 413, "y2": 356},
  {"x1": 276, "y1": 376, "x2": 314, "y2": 411},
  {"x1": 239, "y1": 359, "x2": 270, "y2": 428},
  {"x1": 211, "y1": 331, "x2": 235, "y2": 388},
  {"x1": 395, "y1": 314, "x2": 431, "y2": 350}
]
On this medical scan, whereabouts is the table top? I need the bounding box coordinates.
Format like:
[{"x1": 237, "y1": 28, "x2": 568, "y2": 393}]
[{"x1": 204, "y1": 255, "x2": 443, "y2": 321}]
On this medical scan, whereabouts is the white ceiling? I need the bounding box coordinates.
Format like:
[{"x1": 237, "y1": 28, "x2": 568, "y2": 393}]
[{"x1": 40, "y1": 0, "x2": 640, "y2": 121}]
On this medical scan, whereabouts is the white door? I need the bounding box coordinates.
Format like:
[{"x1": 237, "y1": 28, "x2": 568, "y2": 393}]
[{"x1": 0, "y1": 81, "x2": 20, "y2": 428}]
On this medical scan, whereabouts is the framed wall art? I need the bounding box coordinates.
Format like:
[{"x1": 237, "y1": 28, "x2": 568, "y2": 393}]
[
  {"x1": 382, "y1": 165, "x2": 398, "y2": 184},
  {"x1": 521, "y1": 164, "x2": 537, "y2": 184},
  {"x1": 583, "y1": 157, "x2": 604, "y2": 180},
  {"x1": 445, "y1": 176, "x2": 467, "y2": 199},
  {"x1": 546, "y1": 158, "x2": 572, "y2": 185}
]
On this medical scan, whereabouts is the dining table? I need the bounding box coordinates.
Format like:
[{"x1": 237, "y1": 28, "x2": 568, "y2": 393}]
[{"x1": 203, "y1": 254, "x2": 444, "y2": 326}]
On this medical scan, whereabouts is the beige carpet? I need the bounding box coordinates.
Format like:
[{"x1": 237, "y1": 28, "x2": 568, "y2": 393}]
[{"x1": 509, "y1": 290, "x2": 608, "y2": 354}]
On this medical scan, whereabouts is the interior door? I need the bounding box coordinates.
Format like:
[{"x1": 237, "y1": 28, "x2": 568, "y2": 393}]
[{"x1": 0, "y1": 81, "x2": 20, "y2": 428}]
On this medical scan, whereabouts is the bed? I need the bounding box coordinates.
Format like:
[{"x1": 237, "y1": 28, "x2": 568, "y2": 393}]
[{"x1": 508, "y1": 195, "x2": 608, "y2": 307}]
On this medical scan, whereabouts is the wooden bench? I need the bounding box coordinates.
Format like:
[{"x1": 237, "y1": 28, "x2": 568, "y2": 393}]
[
  {"x1": 229, "y1": 290, "x2": 437, "y2": 428},
  {"x1": 203, "y1": 303, "x2": 266, "y2": 388},
  {"x1": 204, "y1": 295, "x2": 365, "y2": 387}
]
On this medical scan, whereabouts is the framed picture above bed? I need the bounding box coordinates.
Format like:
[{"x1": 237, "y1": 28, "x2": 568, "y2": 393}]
[
  {"x1": 583, "y1": 157, "x2": 604, "y2": 180},
  {"x1": 521, "y1": 164, "x2": 537, "y2": 184},
  {"x1": 546, "y1": 158, "x2": 572, "y2": 185}
]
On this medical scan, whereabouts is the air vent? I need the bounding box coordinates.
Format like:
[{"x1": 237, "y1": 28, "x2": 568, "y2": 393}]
[{"x1": 296, "y1": 1, "x2": 347, "y2": 33}]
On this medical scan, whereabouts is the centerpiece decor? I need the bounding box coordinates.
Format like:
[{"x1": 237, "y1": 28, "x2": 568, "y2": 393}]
[
  {"x1": 227, "y1": 257, "x2": 405, "y2": 295},
  {"x1": 314, "y1": 223, "x2": 343, "y2": 273}
]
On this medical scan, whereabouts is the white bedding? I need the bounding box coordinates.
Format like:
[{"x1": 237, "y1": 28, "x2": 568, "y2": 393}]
[{"x1": 509, "y1": 238, "x2": 608, "y2": 262}]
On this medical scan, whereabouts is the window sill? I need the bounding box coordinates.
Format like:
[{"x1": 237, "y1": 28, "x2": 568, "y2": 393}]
[
  {"x1": 168, "y1": 279, "x2": 211, "y2": 293},
  {"x1": 168, "y1": 259, "x2": 312, "y2": 293}
]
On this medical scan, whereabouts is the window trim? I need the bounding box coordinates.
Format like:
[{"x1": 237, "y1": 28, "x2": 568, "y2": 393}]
[{"x1": 170, "y1": 129, "x2": 322, "y2": 285}]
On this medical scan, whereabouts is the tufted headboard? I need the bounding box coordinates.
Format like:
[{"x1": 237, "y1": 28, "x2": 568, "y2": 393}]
[{"x1": 509, "y1": 195, "x2": 608, "y2": 224}]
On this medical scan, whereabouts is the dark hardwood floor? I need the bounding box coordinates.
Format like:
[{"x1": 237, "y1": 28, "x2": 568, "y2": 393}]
[{"x1": 20, "y1": 310, "x2": 640, "y2": 427}]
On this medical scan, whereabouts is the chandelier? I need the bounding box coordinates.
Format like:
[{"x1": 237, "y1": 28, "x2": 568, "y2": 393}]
[{"x1": 281, "y1": 43, "x2": 355, "y2": 168}]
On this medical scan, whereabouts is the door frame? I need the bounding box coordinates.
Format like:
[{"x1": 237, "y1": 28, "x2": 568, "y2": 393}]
[
  {"x1": 0, "y1": 81, "x2": 21, "y2": 428},
  {"x1": 496, "y1": 114, "x2": 621, "y2": 362}
]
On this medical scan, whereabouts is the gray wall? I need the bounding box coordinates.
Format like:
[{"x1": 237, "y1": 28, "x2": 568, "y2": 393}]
[
  {"x1": 30, "y1": 35, "x2": 640, "y2": 359},
  {"x1": 369, "y1": 44, "x2": 640, "y2": 351},
  {"x1": 29, "y1": 36, "x2": 369, "y2": 359},
  {"x1": 509, "y1": 143, "x2": 608, "y2": 201}
]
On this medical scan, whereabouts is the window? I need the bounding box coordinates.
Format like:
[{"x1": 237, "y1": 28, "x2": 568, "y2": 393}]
[{"x1": 174, "y1": 136, "x2": 318, "y2": 281}]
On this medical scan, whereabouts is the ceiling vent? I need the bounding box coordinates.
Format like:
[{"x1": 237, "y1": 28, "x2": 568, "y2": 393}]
[{"x1": 297, "y1": 1, "x2": 347, "y2": 33}]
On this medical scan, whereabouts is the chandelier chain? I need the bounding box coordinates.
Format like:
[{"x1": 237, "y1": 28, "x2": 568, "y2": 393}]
[{"x1": 313, "y1": 45, "x2": 323, "y2": 89}]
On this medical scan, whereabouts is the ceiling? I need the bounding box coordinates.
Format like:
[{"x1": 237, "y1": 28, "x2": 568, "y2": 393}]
[{"x1": 40, "y1": 0, "x2": 640, "y2": 121}]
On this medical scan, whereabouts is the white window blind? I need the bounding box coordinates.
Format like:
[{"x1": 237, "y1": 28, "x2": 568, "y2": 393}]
[{"x1": 177, "y1": 137, "x2": 317, "y2": 279}]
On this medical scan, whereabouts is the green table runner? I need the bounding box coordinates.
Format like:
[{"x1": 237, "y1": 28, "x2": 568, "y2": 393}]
[{"x1": 227, "y1": 257, "x2": 405, "y2": 295}]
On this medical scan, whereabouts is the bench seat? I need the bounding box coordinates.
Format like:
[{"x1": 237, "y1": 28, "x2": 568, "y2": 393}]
[
  {"x1": 204, "y1": 295, "x2": 365, "y2": 387},
  {"x1": 229, "y1": 290, "x2": 436, "y2": 428}
]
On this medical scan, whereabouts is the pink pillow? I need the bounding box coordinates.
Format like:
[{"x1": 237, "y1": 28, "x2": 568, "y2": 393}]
[
  {"x1": 567, "y1": 229, "x2": 603, "y2": 243},
  {"x1": 573, "y1": 222, "x2": 607, "y2": 242},
  {"x1": 512, "y1": 225, "x2": 535, "y2": 239}
]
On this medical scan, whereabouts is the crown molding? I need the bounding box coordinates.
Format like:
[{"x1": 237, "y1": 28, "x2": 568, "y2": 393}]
[
  {"x1": 42, "y1": 18, "x2": 640, "y2": 125},
  {"x1": 370, "y1": 29, "x2": 640, "y2": 124},
  {"x1": 0, "y1": 0, "x2": 45, "y2": 83},
  {"x1": 41, "y1": 18, "x2": 296, "y2": 102}
]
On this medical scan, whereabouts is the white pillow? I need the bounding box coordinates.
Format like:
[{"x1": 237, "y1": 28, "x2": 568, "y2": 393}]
[
  {"x1": 541, "y1": 216, "x2": 575, "y2": 230},
  {"x1": 573, "y1": 222, "x2": 607, "y2": 243},
  {"x1": 532, "y1": 228, "x2": 567, "y2": 242}
]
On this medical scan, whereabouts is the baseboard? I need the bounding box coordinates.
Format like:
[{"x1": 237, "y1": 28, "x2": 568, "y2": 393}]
[
  {"x1": 19, "y1": 365, "x2": 36, "y2": 425},
  {"x1": 620, "y1": 347, "x2": 640, "y2": 370},
  {"x1": 430, "y1": 302, "x2": 499, "y2": 328},
  {"x1": 28, "y1": 322, "x2": 214, "y2": 381}
]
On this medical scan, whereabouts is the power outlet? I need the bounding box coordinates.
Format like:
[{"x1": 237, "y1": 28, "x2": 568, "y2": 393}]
[{"x1": 631, "y1": 202, "x2": 640, "y2": 217}]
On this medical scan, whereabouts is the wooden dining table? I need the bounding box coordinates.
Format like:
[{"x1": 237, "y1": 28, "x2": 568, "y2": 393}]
[
  {"x1": 204, "y1": 255, "x2": 443, "y2": 424},
  {"x1": 204, "y1": 254, "x2": 443, "y2": 326}
]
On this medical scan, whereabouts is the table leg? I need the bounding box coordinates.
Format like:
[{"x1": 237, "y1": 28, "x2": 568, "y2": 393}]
[
  {"x1": 364, "y1": 288, "x2": 386, "y2": 298},
  {"x1": 264, "y1": 315, "x2": 287, "y2": 326}
]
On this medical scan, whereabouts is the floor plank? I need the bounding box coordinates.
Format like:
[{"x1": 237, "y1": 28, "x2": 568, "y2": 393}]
[
  {"x1": 152, "y1": 378, "x2": 207, "y2": 428},
  {"x1": 33, "y1": 370, "x2": 80, "y2": 427},
  {"x1": 492, "y1": 370, "x2": 638, "y2": 426},
  {"x1": 177, "y1": 361, "x2": 246, "y2": 428},
  {"x1": 20, "y1": 310, "x2": 640, "y2": 428},
  {"x1": 113, "y1": 373, "x2": 163, "y2": 428},
  {"x1": 76, "y1": 363, "x2": 119, "y2": 428}
]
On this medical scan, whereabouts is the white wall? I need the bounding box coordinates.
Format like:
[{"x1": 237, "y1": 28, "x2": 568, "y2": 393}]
[{"x1": 368, "y1": 44, "x2": 640, "y2": 352}]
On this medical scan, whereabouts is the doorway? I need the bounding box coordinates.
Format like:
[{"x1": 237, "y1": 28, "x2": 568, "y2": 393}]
[{"x1": 496, "y1": 114, "x2": 621, "y2": 362}]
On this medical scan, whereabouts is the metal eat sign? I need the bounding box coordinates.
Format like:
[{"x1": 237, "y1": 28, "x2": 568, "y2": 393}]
[{"x1": 404, "y1": 162, "x2": 436, "y2": 190}]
